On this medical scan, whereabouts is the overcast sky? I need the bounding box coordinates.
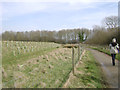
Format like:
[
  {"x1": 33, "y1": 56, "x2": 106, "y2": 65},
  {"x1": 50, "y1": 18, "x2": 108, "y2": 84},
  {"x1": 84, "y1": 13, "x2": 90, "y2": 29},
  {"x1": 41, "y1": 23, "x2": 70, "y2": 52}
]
[{"x1": 1, "y1": 0, "x2": 118, "y2": 33}]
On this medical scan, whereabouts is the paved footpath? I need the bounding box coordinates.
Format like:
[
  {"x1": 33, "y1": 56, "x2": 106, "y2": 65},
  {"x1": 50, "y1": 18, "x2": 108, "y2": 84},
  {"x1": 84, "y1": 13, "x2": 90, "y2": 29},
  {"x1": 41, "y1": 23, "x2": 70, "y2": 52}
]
[{"x1": 89, "y1": 49, "x2": 119, "y2": 88}]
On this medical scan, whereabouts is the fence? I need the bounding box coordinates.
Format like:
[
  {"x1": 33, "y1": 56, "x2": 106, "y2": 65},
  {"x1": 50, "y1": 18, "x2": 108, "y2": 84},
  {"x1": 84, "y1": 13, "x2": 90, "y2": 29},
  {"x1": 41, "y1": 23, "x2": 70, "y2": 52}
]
[
  {"x1": 2, "y1": 43, "x2": 84, "y2": 88},
  {"x1": 63, "y1": 43, "x2": 83, "y2": 74},
  {"x1": 71, "y1": 44, "x2": 83, "y2": 75},
  {"x1": 63, "y1": 44, "x2": 85, "y2": 88}
]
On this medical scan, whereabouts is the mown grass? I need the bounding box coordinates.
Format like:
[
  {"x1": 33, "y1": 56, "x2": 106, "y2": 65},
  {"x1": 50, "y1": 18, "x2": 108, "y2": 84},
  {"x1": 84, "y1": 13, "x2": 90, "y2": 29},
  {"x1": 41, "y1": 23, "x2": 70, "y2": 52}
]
[{"x1": 66, "y1": 50, "x2": 106, "y2": 88}]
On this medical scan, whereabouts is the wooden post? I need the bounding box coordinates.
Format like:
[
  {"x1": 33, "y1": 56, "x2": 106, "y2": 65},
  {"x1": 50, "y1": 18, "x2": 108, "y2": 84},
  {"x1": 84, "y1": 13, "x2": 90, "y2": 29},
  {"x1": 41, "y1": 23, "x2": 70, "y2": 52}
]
[
  {"x1": 72, "y1": 47, "x2": 74, "y2": 75},
  {"x1": 80, "y1": 46, "x2": 82, "y2": 56},
  {"x1": 78, "y1": 44, "x2": 80, "y2": 61}
]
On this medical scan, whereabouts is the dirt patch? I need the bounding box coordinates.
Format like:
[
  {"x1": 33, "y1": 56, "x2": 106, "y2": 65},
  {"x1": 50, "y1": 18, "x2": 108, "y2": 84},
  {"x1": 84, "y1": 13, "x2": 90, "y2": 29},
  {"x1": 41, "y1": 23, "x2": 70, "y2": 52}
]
[
  {"x1": 14, "y1": 71, "x2": 28, "y2": 88},
  {"x1": 2, "y1": 68, "x2": 7, "y2": 78}
]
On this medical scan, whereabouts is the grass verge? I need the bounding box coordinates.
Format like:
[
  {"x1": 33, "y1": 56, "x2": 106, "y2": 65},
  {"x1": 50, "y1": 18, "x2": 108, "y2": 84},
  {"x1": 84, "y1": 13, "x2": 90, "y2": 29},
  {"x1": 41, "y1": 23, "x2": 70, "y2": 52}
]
[
  {"x1": 91, "y1": 47, "x2": 119, "y2": 60},
  {"x1": 66, "y1": 50, "x2": 106, "y2": 88}
]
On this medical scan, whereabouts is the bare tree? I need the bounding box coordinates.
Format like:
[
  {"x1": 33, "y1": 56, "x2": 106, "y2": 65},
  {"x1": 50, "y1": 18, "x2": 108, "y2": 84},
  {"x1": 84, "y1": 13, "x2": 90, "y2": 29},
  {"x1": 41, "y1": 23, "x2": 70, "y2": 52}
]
[{"x1": 102, "y1": 16, "x2": 118, "y2": 29}]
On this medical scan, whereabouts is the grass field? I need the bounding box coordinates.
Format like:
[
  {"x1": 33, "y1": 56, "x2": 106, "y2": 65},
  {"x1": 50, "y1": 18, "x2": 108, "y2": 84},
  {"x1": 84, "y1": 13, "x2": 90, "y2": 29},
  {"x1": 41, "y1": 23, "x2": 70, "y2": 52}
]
[
  {"x1": 2, "y1": 41, "x2": 107, "y2": 88},
  {"x1": 2, "y1": 41, "x2": 60, "y2": 68},
  {"x1": 2, "y1": 41, "x2": 82, "y2": 88}
]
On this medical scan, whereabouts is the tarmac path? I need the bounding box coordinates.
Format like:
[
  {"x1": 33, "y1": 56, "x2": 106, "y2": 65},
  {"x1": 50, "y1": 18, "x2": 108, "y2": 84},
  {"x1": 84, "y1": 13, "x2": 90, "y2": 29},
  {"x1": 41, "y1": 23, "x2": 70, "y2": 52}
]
[{"x1": 89, "y1": 49, "x2": 119, "y2": 88}]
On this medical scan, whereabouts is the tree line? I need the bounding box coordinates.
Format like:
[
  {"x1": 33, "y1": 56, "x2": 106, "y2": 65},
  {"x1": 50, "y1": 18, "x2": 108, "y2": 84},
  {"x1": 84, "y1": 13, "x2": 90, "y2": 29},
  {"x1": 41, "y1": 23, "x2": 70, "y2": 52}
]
[
  {"x1": 2, "y1": 16, "x2": 119, "y2": 45},
  {"x1": 85, "y1": 16, "x2": 120, "y2": 45},
  {"x1": 2, "y1": 28, "x2": 90, "y2": 44}
]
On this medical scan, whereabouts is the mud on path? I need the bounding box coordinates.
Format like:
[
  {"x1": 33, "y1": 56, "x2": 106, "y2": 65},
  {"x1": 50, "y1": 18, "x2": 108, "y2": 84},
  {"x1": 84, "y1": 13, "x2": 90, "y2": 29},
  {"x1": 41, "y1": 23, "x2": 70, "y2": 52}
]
[{"x1": 89, "y1": 49, "x2": 119, "y2": 88}]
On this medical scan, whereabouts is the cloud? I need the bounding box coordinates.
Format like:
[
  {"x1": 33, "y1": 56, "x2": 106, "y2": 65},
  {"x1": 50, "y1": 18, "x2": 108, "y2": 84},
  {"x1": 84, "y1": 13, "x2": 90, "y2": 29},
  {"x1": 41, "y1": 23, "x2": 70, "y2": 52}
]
[
  {"x1": 2, "y1": 2, "x2": 101, "y2": 20},
  {"x1": 2, "y1": 2, "x2": 48, "y2": 19},
  {"x1": 0, "y1": 0, "x2": 119, "y2": 2},
  {"x1": 62, "y1": 2, "x2": 118, "y2": 29},
  {"x1": 0, "y1": 2, "x2": 91, "y2": 21},
  {"x1": 1, "y1": 1, "x2": 118, "y2": 32},
  {"x1": 0, "y1": 2, "x2": 2, "y2": 32},
  {"x1": 2, "y1": 1, "x2": 118, "y2": 19}
]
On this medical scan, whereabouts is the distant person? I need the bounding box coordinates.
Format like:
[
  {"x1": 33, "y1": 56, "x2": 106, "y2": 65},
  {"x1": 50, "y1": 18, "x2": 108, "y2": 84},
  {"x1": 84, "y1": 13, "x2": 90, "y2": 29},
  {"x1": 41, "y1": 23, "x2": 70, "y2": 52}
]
[{"x1": 109, "y1": 38, "x2": 119, "y2": 66}]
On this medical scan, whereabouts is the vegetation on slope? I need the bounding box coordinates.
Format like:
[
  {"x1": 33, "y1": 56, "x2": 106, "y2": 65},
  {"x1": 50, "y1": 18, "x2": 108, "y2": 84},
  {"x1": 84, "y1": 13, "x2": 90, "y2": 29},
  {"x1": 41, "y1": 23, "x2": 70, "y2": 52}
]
[
  {"x1": 2, "y1": 42, "x2": 82, "y2": 88},
  {"x1": 65, "y1": 50, "x2": 106, "y2": 88}
]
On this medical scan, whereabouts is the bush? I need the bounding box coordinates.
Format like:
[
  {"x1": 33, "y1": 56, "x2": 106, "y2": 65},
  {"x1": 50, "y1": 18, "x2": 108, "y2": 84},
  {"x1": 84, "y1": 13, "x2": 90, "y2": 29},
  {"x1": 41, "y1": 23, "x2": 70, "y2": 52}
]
[{"x1": 86, "y1": 29, "x2": 119, "y2": 45}]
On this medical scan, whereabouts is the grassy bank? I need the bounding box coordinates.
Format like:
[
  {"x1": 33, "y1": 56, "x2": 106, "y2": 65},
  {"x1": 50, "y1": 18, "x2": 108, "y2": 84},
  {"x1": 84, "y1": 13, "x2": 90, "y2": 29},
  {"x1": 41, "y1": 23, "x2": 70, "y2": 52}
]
[
  {"x1": 3, "y1": 45, "x2": 82, "y2": 88},
  {"x1": 91, "y1": 46, "x2": 119, "y2": 60},
  {"x1": 66, "y1": 50, "x2": 106, "y2": 88}
]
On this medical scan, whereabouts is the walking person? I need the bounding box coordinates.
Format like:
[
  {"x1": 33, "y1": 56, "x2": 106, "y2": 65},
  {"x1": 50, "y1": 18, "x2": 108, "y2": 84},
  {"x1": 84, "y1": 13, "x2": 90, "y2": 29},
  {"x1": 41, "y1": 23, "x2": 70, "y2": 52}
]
[{"x1": 109, "y1": 38, "x2": 119, "y2": 66}]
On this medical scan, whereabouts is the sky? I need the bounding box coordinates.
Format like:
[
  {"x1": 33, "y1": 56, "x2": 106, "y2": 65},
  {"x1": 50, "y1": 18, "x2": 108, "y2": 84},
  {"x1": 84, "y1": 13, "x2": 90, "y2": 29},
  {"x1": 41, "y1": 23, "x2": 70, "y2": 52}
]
[{"x1": 0, "y1": 0, "x2": 119, "y2": 33}]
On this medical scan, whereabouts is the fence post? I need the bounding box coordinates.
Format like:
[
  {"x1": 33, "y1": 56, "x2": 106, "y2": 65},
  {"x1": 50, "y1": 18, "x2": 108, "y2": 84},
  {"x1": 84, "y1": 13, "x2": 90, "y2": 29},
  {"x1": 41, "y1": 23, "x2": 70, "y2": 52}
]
[
  {"x1": 80, "y1": 46, "x2": 82, "y2": 55},
  {"x1": 78, "y1": 44, "x2": 80, "y2": 61},
  {"x1": 72, "y1": 47, "x2": 74, "y2": 75}
]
